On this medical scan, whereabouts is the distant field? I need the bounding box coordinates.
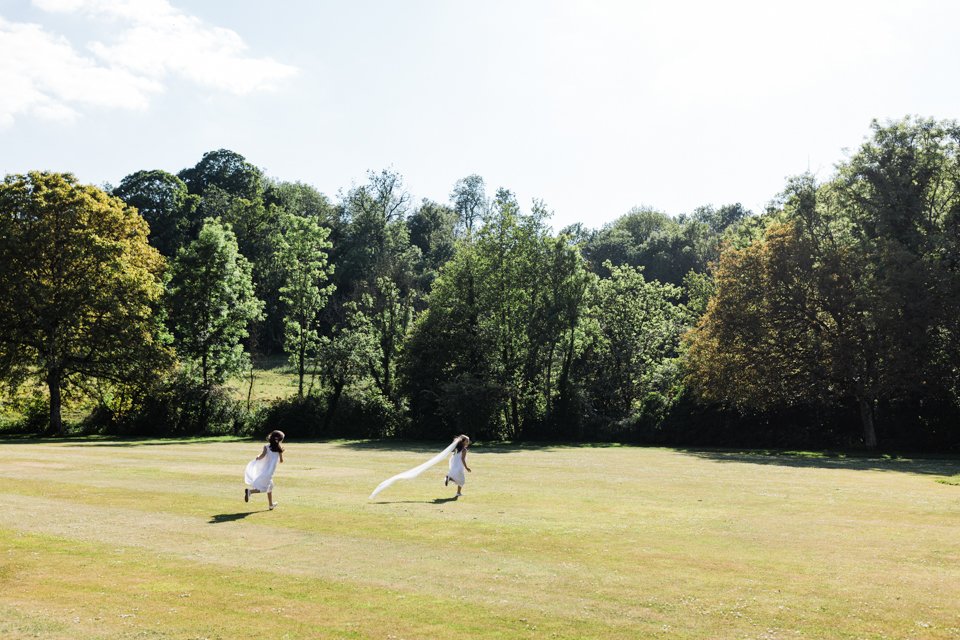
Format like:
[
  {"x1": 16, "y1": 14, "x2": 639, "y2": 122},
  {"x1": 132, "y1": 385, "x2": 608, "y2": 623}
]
[
  {"x1": 0, "y1": 358, "x2": 299, "y2": 429},
  {"x1": 1, "y1": 439, "x2": 958, "y2": 639},
  {"x1": 226, "y1": 355, "x2": 301, "y2": 404}
]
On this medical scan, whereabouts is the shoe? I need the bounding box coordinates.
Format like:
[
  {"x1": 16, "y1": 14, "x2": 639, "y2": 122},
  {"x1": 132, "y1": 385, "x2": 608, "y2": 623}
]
[
  {"x1": 244, "y1": 489, "x2": 249, "y2": 503},
  {"x1": 269, "y1": 503, "x2": 278, "y2": 510}
]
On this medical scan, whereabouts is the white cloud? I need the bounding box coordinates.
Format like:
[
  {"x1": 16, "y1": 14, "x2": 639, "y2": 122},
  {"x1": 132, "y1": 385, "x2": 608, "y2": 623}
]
[
  {"x1": 37, "y1": 0, "x2": 299, "y2": 94},
  {"x1": 0, "y1": 16, "x2": 158, "y2": 126},
  {"x1": 0, "y1": 1, "x2": 297, "y2": 126}
]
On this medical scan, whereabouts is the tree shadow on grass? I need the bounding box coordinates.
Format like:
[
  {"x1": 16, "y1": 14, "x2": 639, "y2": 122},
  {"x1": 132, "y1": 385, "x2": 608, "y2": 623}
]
[
  {"x1": 674, "y1": 447, "x2": 960, "y2": 477},
  {"x1": 0, "y1": 434, "x2": 247, "y2": 446},
  {"x1": 61, "y1": 437, "x2": 240, "y2": 447},
  {"x1": 208, "y1": 511, "x2": 265, "y2": 523},
  {"x1": 333, "y1": 439, "x2": 627, "y2": 455}
]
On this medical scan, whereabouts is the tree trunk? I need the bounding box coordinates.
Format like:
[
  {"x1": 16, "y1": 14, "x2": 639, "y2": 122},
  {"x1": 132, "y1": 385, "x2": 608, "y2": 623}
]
[
  {"x1": 858, "y1": 396, "x2": 878, "y2": 450},
  {"x1": 297, "y1": 339, "x2": 306, "y2": 399},
  {"x1": 544, "y1": 342, "x2": 555, "y2": 420},
  {"x1": 323, "y1": 379, "x2": 345, "y2": 432},
  {"x1": 557, "y1": 328, "x2": 575, "y2": 418},
  {"x1": 510, "y1": 394, "x2": 520, "y2": 439},
  {"x1": 47, "y1": 368, "x2": 63, "y2": 436},
  {"x1": 246, "y1": 361, "x2": 255, "y2": 414},
  {"x1": 382, "y1": 353, "x2": 392, "y2": 401}
]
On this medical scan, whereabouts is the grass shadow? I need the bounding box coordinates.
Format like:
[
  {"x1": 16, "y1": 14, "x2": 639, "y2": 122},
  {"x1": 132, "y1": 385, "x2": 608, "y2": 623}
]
[
  {"x1": 370, "y1": 496, "x2": 461, "y2": 505},
  {"x1": 675, "y1": 447, "x2": 960, "y2": 476},
  {"x1": 208, "y1": 511, "x2": 264, "y2": 523}
]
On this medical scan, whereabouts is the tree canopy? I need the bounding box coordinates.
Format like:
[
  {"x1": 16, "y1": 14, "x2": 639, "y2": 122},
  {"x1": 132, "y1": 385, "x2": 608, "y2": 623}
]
[
  {"x1": 0, "y1": 172, "x2": 170, "y2": 433},
  {"x1": 4, "y1": 118, "x2": 959, "y2": 449}
]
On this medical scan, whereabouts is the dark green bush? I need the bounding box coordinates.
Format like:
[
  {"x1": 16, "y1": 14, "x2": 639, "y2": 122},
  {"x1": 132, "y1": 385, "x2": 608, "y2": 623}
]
[
  {"x1": 250, "y1": 385, "x2": 407, "y2": 440},
  {"x1": 103, "y1": 372, "x2": 247, "y2": 436}
]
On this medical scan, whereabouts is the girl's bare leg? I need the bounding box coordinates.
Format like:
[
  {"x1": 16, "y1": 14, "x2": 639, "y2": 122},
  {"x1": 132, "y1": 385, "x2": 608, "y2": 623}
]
[{"x1": 268, "y1": 491, "x2": 275, "y2": 508}]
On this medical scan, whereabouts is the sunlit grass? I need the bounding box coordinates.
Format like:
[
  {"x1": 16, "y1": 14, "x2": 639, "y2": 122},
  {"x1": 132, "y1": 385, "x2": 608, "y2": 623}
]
[
  {"x1": 0, "y1": 358, "x2": 300, "y2": 432},
  {"x1": 226, "y1": 354, "x2": 301, "y2": 404},
  {"x1": 1, "y1": 439, "x2": 959, "y2": 638}
]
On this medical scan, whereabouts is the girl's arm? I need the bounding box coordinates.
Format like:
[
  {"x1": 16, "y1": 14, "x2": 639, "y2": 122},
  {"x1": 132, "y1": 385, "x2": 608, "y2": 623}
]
[
  {"x1": 279, "y1": 451, "x2": 284, "y2": 463},
  {"x1": 255, "y1": 445, "x2": 267, "y2": 460},
  {"x1": 462, "y1": 449, "x2": 471, "y2": 472}
]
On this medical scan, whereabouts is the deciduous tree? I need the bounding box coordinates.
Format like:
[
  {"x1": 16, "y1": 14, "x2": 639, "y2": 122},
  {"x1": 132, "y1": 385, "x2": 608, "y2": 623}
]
[
  {"x1": 276, "y1": 212, "x2": 335, "y2": 398},
  {"x1": 167, "y1": 218, "x2": 264, "y2": 387},
  {"x1": 0, "y1": 172, "x2": 169, "y2": 434},
  {"x1": 113, "y1": 169, "x2": 199, "y2": 257}
]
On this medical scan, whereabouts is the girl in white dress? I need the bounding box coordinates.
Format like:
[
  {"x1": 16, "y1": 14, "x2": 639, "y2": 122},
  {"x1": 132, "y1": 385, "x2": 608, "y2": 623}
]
[
  {"x1": 444, "y1": 434, "x2": 471, "y2": 497},
  {"x1": 244, "y1": 430, "x2": 284, "y2": 510}
]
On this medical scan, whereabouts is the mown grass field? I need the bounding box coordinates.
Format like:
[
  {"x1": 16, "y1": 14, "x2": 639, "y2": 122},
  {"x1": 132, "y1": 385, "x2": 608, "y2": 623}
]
[{"x1": 1, "y1": 439, "x2": 958, "y2": 639}]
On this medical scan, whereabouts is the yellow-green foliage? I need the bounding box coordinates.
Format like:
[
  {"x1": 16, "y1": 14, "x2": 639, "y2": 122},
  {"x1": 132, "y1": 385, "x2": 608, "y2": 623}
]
[{"x1": 0, "y1": 440, "x2": 958, "y2": 639}]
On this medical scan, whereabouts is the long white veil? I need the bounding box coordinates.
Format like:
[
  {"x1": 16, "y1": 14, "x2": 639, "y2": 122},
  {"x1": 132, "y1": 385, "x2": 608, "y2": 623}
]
[{"x1": 368, "y1": 440, "x2": 458, "y2": 499}]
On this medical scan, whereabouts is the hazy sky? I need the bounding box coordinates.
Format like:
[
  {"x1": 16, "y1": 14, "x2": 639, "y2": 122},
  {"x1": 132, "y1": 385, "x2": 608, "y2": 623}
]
[{"x1": 2, "y1": 0, "x2": 958, "y2": 230}]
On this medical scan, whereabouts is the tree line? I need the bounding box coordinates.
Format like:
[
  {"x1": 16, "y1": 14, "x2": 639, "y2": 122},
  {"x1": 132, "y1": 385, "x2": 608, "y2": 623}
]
[{"x1": 1, "y1": 116, "x2": 958, "y2": 450}]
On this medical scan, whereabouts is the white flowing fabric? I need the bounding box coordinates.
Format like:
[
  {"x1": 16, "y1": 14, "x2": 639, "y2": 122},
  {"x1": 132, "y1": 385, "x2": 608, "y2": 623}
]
[
  {"x1": 369, "y1": 441, "x2": 458, "y2": 499},
  {"x1": 245, "y1": 447, "x2": 279, "y2": 492},
  {"x1": 447, "y1": 449, "x2": 466, "y2": 486}
]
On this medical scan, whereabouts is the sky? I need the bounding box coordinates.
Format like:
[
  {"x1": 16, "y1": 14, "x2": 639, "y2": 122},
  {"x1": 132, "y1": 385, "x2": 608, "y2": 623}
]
[{"x1": 1, "y1": 0, "x2": 959, "y2": 231}]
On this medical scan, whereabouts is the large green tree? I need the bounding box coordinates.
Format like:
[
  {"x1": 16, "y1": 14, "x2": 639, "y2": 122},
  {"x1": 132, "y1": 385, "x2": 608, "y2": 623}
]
[
  {"x1": 167, "y1": 218, "x2": 264, "y2": 387},
  {"x1": 316, "y1": 303, "x2": 379, "y2": 430},
  {"x1": 276, "y1": 212, "x2": 335, "y2": 398},
  {"x1": 582, "y1": 262, "x2": 684, "y2": 420},
  {"x1": 837, "y1": 117, "x2": 960, "y2": 406},
  {"x1": 403, "y1": 194, "x2": 591, "y2": 439},
  {"x1": 113, "y1": 169, "x2": 199, "y2": 257},
  {"x1": 686, "y1": 174, "x2": 891, "y2": 447},
  {"x1": 0, "y1": 172, "x2": 169, "y2": 434},
  {"x1": 333, "y1": 169, "x2": 420, "y2": 409},
  {"x1": 407, "y1": 198, "x2": 458, "y2": 291},
  {"x1": 335, "y1": 168, "x2": 415, "y2": 294},
  {"x1": 584, "y1": 204, "x2": 749, "y2": 286},
  {"x1": 686, "y1": 116, "x2": 960, "y2": 450},
  {"x1": 265, "y1": 180, "x2": 337, "y2": 226},
  {"x1": 450, "y1": 174, "x2": 488, "y2": 237},
  {"x1": 198, "y1": 185, "x2": 285, "y2": 350},
  {"x1": 178, "y1": 149, "x2": 265, "y2": 201},
  {"x1": 177, "y1": 150, "x2": 292, "y2": 352}
]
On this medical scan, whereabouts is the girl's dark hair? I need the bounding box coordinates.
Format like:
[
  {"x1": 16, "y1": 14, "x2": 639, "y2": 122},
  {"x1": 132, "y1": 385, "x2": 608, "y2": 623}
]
[
  {"x1": 454, "y1": 434, "x2": 469, "y2": 452},
  {"x1": 268, "y1": 430, "x2": 285, "y2": 453}
]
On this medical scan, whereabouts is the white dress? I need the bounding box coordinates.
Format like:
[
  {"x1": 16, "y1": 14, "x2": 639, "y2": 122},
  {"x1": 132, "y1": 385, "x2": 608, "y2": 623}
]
[
  {"x1": 447, "y1": 449, "x2": 466, "y2": 486},
  {"x1": 245, "y1": 446, "x2": 280, "y2": 492}
]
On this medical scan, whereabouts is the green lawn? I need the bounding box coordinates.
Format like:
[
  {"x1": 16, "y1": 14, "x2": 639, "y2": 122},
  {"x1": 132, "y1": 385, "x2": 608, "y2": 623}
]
[
  {"x1": 1, "y1": 439, "x2": 958, "y2": 639},
  {"x1": 227, "y1": 355, "x2": 301, "y2": 404}
]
